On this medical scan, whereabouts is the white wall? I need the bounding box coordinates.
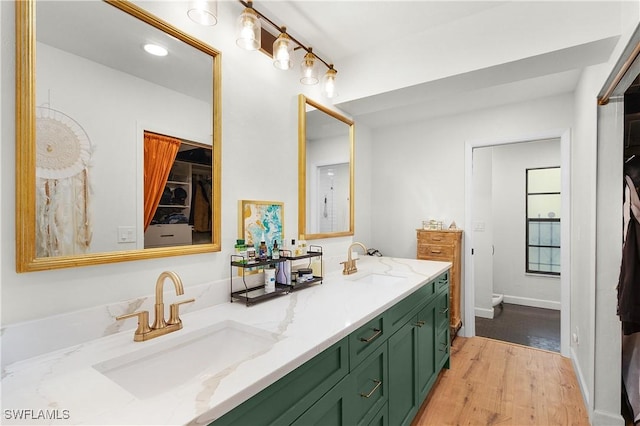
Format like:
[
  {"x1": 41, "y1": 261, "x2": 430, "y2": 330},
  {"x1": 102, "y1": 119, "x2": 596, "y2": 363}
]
[
  {"x1": 369, "y1": 93, "x2": 574, "y2": 258},
  {"x1": 491, "y1": 139, "x2": 561, "y2": 308}
]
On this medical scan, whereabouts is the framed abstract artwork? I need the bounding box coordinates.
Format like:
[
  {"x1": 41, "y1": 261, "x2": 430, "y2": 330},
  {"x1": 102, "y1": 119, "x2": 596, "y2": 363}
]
[{"x1": 238, "y1": 200, "x2": 284, "y2": 251}]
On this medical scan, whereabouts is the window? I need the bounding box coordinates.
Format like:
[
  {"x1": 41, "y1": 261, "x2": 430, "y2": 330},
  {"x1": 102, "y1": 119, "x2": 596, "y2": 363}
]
[{"x1": 526, "y1": 167, "x2": 561, "y2": 275}]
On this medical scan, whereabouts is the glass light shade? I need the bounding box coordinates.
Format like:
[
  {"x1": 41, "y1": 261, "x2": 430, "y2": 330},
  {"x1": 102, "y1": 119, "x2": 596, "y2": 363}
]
[
  {"x1": 322, "y1": 67, "x2": 338, "y2": 98},
  {"x1": 300, "y1": 51, "x2": 318, "y2": 85},
  {"x1": 273, "y1": 32, "x2": 293, "y2": 70},
  {"x1": 236, "y1": 7, "x2": 261, "y2": 50},
  {"x1": 187, "y1": 0, "x2": 217, "y2": 26}
]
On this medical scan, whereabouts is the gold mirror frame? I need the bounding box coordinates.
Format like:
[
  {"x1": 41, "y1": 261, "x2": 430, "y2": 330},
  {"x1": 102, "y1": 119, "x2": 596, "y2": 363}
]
[
  {"x1": 298, "y1": 94, "x2": 355, "y2": 240},
  {"x1": 15, "y1": 0, "x2": 222, "y2": 272}
]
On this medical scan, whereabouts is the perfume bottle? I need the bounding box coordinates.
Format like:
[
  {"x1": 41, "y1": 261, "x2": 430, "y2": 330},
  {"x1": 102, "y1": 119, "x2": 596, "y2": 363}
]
[{"x1": 272, "y1": 240, "x2": 280, "y2": 259}]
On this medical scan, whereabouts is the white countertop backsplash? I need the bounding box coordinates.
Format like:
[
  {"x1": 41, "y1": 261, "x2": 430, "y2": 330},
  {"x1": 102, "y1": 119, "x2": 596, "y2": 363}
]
[{"x1": 1, "y1": 256, "x2": 450, "y2": 425}]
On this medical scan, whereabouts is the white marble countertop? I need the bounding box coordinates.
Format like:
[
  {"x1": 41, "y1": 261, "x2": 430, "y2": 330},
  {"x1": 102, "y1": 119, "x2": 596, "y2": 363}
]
[{"x1": 1, "y1": 256, "x2": 450, "y2": 425}]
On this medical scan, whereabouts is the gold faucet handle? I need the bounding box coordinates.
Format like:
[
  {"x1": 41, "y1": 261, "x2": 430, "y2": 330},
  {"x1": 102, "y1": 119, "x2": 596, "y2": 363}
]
[
  {"x1": 116, "y1": 311, "x2": 152, "y2": 338},
  {"x1": 167, "y1": 298, "x2": 195, "y2": 325}
]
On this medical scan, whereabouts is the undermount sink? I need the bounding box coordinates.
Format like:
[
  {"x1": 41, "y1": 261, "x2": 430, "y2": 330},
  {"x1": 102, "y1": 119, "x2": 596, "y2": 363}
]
[
  {"x1": 347, "y1": 271, "x2": 407, "y2": 285},
  {"x1": 93, "y1": 320, "x2": 279, "y2": 399}
]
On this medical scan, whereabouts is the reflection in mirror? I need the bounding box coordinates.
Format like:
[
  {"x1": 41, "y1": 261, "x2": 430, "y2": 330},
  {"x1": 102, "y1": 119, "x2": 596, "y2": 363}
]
[
  {"x1": 16, "y1": 0, "x2": 221, "y2": 272},
  {"x1": 144, "y1": 133, "x2": 213, "y2": 249},
  {"x1": 298, "y1": 95, "x2": 354, "y2": 240}
]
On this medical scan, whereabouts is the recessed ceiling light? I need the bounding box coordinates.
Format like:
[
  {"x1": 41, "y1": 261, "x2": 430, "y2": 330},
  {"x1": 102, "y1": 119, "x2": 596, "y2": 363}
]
[{"x1": 143, "y1": 44, "x2": 168, "y2": 57}]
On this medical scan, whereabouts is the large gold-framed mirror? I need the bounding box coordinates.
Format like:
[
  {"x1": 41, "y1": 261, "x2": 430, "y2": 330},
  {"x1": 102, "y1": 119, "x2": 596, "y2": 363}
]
[
  {"x1": 298, "y1": 95, "x2": 354, "y2": 240},
  {"x1": 16, "y1": 0, "x2": 221, "y2": 272}
]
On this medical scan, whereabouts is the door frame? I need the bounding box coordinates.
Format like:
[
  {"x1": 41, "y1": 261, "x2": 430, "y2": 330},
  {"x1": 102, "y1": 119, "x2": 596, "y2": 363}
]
[{"x1": 463, "y1": 128, "x2": 571, "y2": 357}]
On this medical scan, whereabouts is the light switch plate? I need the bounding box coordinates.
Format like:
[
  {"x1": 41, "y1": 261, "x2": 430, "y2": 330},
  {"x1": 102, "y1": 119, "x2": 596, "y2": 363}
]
[{"x1": 117, "y1": 226, "x2": 136, "y2": 243}]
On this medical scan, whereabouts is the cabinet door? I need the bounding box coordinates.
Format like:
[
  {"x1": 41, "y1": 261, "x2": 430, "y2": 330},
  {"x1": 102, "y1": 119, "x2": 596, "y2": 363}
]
[
  {"x1": 291, "y1": 376, "x2": 354, "y2": 426},
  {"x1": 416, "y1": 302, "x2": 437, "y2": 401},
  {"x1": 367, "y1": 403, "x2": 389, "y2": 426},
  {"x1": 387, "y1": 319, "x2": 419, "y2": 426}
]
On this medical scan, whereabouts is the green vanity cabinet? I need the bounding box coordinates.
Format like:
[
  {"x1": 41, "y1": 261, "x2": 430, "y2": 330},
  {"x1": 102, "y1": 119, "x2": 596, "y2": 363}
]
[
  {"x1": 211, "y1": 337, "x2": 349, "y2": 426},
  {"x1": 387, "y1": 315, "x2": 420, "y2": 426},
  {"x1": 351, "y1": 343, "x2": 388, "y2": 426},
  {"x1": 388, "y1": 286, "x2": 450, "y2": 426},
  {"x1": 210, "y1": 271, "x2": 450, "y2": 426}
]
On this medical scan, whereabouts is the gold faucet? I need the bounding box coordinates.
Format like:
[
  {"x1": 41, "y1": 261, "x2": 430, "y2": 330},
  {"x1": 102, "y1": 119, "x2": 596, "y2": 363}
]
[
  {"x1": 341, "y1": 242, "x2": 367, "y2": 275},
  {"x1": 116, "y1": 271, "x2": 194, "y2": 342}
]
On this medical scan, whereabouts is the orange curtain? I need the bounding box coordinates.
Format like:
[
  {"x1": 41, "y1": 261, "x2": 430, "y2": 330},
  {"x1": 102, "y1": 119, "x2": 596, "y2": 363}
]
[{"x1": 143, "y1": 132, "x2": 181, "y2": 231}]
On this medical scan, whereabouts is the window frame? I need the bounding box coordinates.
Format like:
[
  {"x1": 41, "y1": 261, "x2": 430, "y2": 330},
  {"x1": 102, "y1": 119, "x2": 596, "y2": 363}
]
[{"x1": 525, "y1": 166, "x2": 561, "y2": 276}]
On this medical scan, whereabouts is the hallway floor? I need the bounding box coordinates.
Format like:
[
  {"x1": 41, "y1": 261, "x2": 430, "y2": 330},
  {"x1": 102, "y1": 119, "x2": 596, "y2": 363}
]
[
  {"x1": 412, "y1": 337, "x2": 589, "y2": 425},
  {"x1": 475, "y1": 303, "x2": 561, "y2": 352}
]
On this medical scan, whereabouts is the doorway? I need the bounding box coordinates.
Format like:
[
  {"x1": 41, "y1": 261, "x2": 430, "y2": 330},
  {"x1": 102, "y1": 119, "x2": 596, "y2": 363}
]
[{"x1": 463, "y1": 129, "x2": 571, "y2": 357}]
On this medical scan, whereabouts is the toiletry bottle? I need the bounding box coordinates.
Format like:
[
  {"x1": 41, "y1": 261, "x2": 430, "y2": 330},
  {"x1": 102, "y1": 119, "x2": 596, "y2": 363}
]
[
  {"x1": 272, "y1": 240, "x2": 280, "y2": 259},
  {"x1": 259, "y1": 241, "x2": 268, "y2": 260},
  {"x1": 291, "y1": 239, "x2": 298, "y2": 257}
]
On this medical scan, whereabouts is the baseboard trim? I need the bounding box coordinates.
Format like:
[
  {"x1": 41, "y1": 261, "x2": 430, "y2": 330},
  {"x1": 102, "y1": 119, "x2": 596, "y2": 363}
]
[
  {"x1": 503, "y1": 295, "x2": 561, "y2": 311},
  {"x1": 592, "y1": 409, "x2": 624, "y2": 425},
  {"x1": 475, "y1": 307, "x2": 493, "y2": 319},
  {"x1": 570, "y1": 346, "x2": 590, "y2": 412}
]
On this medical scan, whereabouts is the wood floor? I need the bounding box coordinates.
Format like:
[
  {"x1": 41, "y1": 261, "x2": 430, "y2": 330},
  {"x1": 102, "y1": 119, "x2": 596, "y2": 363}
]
[{"x1": 412, "y1": 337, "x2": 590, "y2": 426}]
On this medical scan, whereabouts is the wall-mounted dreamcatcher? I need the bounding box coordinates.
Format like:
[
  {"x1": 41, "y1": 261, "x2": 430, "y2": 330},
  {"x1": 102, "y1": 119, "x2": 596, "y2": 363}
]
[{"x1": 35, "y1": 106, "x2": 93, "y2": 257}]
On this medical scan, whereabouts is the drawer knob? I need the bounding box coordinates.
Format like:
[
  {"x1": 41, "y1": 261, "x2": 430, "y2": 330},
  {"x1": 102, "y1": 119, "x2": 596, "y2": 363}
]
[
  {"x1": 359, "y1": 328, "x2": 382, "y2": 343},
  {"x1": 360, "y1": 379, "x2": 382, "y2": 398}
]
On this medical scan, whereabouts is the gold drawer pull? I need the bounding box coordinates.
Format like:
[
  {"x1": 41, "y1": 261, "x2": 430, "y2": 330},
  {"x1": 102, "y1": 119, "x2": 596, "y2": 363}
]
[
  {"x1": 360, "y1": 379, "x2": 382, "y2": 398},
  {"x1": 432, "y1": 237, "x2": 443, "y2": 241},
  {"x1": 430, "y1": 249, "x2": 442, "y2": 254},
  {"x1": 360, "y1": 328, "x2": 382, "y2": 343},
  {"x1": 414, "y1": 320, "x2": 426, "y2": 327}
]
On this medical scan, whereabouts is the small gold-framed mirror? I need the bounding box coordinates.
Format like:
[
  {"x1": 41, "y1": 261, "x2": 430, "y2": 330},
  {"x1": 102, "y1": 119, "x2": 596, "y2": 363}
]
[
  {"x1": 16, "y1": 0, "x2": 221, "y2": 272},
  {"x1": 298, "y1": 95, "x2": 354, "y2": 240}
]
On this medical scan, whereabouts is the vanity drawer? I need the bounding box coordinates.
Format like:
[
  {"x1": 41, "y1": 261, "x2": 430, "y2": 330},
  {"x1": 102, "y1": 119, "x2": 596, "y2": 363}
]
[
  {"x1": 387, "y1": 280, "x2": 435, "y2": 334},
  {"x1": 144, "y1": 224, "x2": 192, "y2": 247},
  {"x1": 436, "y1": 271, "x2": 449, "y2": 293},
  {"x1": 350, "y1": 313, "x2": 387, "y2": 368},
  {"x1": 417, "y1": 244, "x2": 454, "y2": 260},
  {"x1": 352, "y1": 344, "x2": 388, "y2": 426},
  {"x1": 417, "y1": 231, "x2": 458, "y2": 245}
]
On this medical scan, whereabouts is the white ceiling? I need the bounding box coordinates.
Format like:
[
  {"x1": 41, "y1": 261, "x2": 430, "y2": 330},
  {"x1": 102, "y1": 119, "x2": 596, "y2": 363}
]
[
  {"x1": 253, "y1": 0, "x2": 623, "y2": 127},
  {"x1": 37, "y1": 1, "x2": 624, "y2": 128}
]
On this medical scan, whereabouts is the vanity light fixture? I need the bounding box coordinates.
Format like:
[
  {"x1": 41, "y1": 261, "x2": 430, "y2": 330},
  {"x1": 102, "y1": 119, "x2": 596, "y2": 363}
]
[
  {"x1": 187, "y1": 0, "x2": 218, "y2": 26},
  {"x1": 236, "y1": 1, "x2": 261, "y2": 50},
  {"x1": 235, "y1": 0, "x2": 338, "y2": 96},
  {"x1": 143, "y1": 43, "x2": 168, "y2": 57},
  {"x1": 300, "y1": 49, "x2": 319, "y2": 85},
  {"x1": 322, "y1": 65, "x2": 338, "y2": 98},
  {"x1": 273, "y1": 27, "x2": 293, "y2": 70}
]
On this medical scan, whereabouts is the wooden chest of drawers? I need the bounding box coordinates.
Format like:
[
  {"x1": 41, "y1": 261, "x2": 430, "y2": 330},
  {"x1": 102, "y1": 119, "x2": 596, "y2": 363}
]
[{"x1": 417, "y1": 229, "x2": 463, "y2": 339}]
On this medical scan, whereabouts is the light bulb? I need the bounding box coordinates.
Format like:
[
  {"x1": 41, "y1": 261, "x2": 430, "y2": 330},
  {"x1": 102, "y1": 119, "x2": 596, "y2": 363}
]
[
  {"x1": 300, "y1": 50, "x2": 318, "y2": 85},
  {"x1": 322, "y1": 67, "x2": 338, "y2": 98},
  {"x1": 273, "y1": 30, "x2": 292, "y2": 70}
]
